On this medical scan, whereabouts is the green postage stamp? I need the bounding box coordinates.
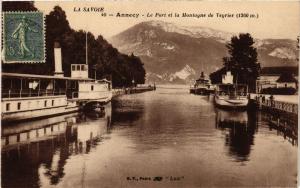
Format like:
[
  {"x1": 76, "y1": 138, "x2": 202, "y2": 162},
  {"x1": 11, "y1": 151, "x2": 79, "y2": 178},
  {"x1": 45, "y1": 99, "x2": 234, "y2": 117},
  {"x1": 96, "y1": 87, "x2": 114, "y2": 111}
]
[{"x1": 2, "y1": 12, "x2": 45, "y2": 63}]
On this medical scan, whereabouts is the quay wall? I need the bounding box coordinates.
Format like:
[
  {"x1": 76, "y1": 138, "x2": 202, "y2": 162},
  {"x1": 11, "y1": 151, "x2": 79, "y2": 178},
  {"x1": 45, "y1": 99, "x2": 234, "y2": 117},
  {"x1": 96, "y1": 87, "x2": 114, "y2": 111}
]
[
  {"x1": 249, "y1": 94, "x2": 298, "y2": 142},
  {"x1": 249, "y1": 94, "x2": 298, "y2": 115},
  {"x1": 112, "y1": 86, "x2": 155, "y2": 98}
]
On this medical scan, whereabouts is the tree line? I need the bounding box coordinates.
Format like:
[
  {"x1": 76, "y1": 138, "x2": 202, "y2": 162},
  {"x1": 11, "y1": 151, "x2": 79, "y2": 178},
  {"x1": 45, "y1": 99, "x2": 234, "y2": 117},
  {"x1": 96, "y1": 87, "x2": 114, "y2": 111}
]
[
  {"x1": 210, "y1": 33, "x2": 260, "y2": 92},
  {"x1": 2, "y1": 2, "x2": 145, "y2": 87}
]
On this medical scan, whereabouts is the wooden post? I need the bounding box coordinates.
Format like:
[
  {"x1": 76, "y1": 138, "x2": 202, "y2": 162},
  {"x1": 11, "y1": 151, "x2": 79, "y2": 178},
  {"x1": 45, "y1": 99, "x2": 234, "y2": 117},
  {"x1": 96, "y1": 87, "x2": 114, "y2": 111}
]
[
  {"x1": 38, "y1": 79, "x2": 41, "y2": 96},
  {"x1": 284, "y1": 122, "x2": 287, "y2": 131},
  {"x1": 65, "y1": 80, "x2": 68, "y2": 95},
  {"x1": 53, "y1": 79, "x2": 55, "y2": 95},
  {"x1": 20, "y1": 78, "x2": 23, "y2": 97}
]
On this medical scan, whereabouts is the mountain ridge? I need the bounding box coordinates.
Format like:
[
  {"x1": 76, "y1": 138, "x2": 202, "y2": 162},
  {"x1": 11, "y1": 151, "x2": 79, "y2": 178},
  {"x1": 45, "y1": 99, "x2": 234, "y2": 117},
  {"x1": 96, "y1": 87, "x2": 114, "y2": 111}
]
[{"x1": 109, "y1": 21, "x2": 298, "y2": 84}]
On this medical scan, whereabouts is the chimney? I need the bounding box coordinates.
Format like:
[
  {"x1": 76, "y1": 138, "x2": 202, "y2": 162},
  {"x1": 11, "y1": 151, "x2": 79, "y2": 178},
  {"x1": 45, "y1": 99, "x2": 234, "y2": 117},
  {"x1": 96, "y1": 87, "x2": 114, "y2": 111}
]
[{"x1": 54, "y1": 42, "x2": 64, "y2": 77}]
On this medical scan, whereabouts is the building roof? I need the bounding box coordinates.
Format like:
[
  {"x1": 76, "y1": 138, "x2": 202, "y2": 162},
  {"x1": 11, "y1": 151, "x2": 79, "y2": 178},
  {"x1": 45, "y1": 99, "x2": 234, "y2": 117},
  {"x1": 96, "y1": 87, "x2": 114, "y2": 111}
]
[
  {"x1": 261, "y1": 66, "x2": 298, "y2": 76},
  {"x1": 276, "y1": 72, "x2": 298, "y2": 83}
]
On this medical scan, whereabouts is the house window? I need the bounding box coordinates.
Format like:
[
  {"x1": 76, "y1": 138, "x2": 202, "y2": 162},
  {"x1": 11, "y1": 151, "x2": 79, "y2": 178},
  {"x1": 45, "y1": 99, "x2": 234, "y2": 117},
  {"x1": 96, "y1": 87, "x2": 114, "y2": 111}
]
[
  {"x1": 91, "y1": 85, "x2": 94, "y2": 91},
  {"x1": 6, "y1": 103, "x2": 10, "y2": 111},
  {"x1": 52, "y1": 100, "x2": 55, "y2": 106},
  {"x1": 44, "y1": 100, "x2": 47, "y2": 107},
  {"x1": 77, "y1": 65, "x2": 80, "y2": 71},
  {"x1": 81, "y1": 65, "x2": 85, "y2": 71},
  {"x1": 72, "y1": 65, "x2": 75, "y2": 71},
  {"x1": 17, "y1": 102, "x2": 21, "y2": 110}
]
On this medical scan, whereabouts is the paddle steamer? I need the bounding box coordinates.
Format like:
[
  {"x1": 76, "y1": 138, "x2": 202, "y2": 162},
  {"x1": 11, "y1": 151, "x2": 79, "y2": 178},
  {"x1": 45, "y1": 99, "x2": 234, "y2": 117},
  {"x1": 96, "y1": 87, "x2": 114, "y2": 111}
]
[{"x1": 2, "y1": 43, "x2": 112, "y2": 122}]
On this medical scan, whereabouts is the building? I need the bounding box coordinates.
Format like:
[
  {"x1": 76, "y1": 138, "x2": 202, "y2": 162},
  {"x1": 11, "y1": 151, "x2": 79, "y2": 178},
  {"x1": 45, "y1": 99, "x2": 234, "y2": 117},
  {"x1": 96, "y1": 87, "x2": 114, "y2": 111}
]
[
  {"x1": 276, "y1": 72, "x2": 298, "y2": 88},
  {"x1": 256, "y1": 67, "x2": 298, "y2": 93}
]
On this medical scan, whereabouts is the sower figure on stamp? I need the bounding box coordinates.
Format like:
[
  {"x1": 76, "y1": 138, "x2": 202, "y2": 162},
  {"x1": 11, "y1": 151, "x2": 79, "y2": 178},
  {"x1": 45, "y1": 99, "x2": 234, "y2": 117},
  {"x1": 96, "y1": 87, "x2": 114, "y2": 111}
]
[{"x1": 12, "y1": 16, "x2": 37, "y2": 58}]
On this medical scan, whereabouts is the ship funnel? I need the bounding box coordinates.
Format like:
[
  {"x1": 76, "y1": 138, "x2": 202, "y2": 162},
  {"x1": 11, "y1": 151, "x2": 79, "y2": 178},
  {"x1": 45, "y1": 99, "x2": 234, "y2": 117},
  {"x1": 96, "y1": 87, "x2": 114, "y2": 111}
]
[
  {"x1": 222, "y1": 71, "x2": 233, "y2": 84},
  {"x1": 54, "y1": 42, "x2": 64, "y2": 77}
]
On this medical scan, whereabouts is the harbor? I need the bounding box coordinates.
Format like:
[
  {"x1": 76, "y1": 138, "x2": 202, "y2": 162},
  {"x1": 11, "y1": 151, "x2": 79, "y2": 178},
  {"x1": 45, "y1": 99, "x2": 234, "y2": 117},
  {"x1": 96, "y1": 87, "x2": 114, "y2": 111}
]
[
  {"x1": 1, "y1": 1, "x2": 299, "y2": 188},
  {"x1": 1, "y1": 88, "x2": 297, "y2": 187},
  {"x1": 1, "y1": 42, "x2": 155, "y2": 123}
]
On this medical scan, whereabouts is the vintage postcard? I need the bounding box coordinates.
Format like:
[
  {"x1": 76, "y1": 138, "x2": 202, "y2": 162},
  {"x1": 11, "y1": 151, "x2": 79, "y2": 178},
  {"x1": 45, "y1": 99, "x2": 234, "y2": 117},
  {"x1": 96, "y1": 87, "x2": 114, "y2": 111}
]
[{"x1": 1, "y1": 1, "x2": 299, "y2": 188}]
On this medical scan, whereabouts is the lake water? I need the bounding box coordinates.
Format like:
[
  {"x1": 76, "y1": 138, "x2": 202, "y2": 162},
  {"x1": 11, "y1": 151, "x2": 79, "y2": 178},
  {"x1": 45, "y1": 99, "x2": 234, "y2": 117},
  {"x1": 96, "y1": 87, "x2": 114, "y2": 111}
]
[{"x1": 1, "y1": 87, "x2": 297, "y2": 187}]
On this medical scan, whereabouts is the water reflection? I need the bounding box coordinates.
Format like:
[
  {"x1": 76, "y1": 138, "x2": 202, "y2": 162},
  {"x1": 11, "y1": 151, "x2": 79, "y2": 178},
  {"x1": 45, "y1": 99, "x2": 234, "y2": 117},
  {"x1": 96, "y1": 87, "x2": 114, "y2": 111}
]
[
  {"x1": 111, "y1": 98, "x2": 144, "y2": 124},
  {"x1": 111, "y1": 97, "x2": 145, "y2": 124},
  {"x1": 1, "y1": 103, "x2": 111, "y2": 188},
  {"x1": 215, "y1": 108, "x2": 257, "y2": 162},
  {"x1": 261, "y1": 112, "x2": 298, "y2": 146},
  {"x1": 1, "y1": 90, "x2": 297, "y2": 187}
]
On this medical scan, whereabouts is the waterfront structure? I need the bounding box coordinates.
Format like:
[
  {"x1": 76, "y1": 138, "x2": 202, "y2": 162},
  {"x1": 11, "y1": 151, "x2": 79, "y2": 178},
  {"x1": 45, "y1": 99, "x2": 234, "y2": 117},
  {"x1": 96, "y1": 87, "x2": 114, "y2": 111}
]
[
  {"x1": 256, "y1": 67, "x2": 298, "y2": 93},
  {"x1": 276, "y1": 73, "x2": 298, "y2": 89}
]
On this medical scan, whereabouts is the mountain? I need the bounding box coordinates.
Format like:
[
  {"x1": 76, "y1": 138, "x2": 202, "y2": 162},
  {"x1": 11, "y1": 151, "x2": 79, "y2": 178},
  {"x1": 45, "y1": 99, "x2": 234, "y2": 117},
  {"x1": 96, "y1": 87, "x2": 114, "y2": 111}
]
[
  {"x1": 145, "y1": 65, "x2": 196, "y2": 84},
  {"x1": 109, "y1": 20, "x2": 298, "y2": 84}
]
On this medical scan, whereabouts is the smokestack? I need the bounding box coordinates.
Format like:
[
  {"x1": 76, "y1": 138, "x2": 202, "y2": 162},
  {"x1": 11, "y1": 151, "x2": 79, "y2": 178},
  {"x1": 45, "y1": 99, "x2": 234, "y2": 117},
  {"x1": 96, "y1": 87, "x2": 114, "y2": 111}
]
[{"x1": 54, "y1": 42, "x2": 64, "y2": 77}]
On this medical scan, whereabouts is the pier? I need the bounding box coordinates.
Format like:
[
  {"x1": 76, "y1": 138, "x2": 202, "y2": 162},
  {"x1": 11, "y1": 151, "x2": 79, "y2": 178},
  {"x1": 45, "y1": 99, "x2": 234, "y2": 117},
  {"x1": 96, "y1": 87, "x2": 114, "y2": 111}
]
[
  {"x1": 250, "y1": 94, "x2": 298, "y2": 115},
  {"x1": 249, "y1": 94, "x2": 298, "y2": 143}
]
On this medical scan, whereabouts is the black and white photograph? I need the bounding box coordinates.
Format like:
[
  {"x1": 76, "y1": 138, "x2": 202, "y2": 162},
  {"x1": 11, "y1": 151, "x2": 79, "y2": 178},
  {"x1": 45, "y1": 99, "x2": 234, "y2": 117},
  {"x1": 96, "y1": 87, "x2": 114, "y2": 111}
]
[{"x1": 1, "y1": 1, "x2": 299, "y2": 187}]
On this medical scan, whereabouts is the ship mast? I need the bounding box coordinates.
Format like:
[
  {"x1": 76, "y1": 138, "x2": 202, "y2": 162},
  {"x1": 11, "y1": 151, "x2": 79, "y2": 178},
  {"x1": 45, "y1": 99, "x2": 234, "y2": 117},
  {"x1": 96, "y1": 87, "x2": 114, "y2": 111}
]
[{"x1": 86, "y1": 31, "x2": 88, "y2": 65}]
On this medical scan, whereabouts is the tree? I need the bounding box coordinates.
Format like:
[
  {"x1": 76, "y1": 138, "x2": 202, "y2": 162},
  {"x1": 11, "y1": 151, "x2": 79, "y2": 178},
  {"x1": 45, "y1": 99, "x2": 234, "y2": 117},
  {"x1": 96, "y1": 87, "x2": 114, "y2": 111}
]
[
  {"x1": 210, "y1": 67, "x2": 226, "y2": 84},
  {"x1": 2, "y1": 1, "x2": 37, "y2": 11},
  {"x1": 128, "y1": 53, "x2": 146, "y2": 85},
  {"x1": 223, "y1": 33, "x2": 260, "y2": 91},
  {"x1": 2, "y1": 3, "x2": 146, "y2": 88},
  {"x1": 46, "y1": 6, "x2": 72, "y2": 74}
]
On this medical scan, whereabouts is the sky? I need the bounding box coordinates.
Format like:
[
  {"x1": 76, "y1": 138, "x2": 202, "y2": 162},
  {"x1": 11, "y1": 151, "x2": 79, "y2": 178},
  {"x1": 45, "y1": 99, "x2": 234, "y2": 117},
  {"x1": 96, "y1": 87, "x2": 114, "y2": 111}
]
[{"x1": 35, "y1": 1, "x2": 300, "y2": 40}]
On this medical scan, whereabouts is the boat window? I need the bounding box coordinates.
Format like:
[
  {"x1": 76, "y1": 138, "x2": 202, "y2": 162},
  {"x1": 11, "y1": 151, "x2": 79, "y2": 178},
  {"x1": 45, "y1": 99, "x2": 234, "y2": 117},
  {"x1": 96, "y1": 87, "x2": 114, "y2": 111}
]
[
  {"x1": 6, "y1": 103, "x2": 10, "y2": 111},
  {"x1": 77, "y1": 65, "x2": 80, "y2": 71},
  {"x1": 72, "y1": 65, "x2": 75, "y2": 71},
  {"x1": 17, "y1": 102, "x2": 21, "y2": 110},
  {"x1": 91, "y1": 85, "x2": 94, "y2": 91},
  {"x1": 81, "y1": 65, "x2": 85, "y2": 71},
  {"x1": 44, "y1": 100, "x2": 47, "y2": 107},
  {"x1": 52, "y1": 100, "x2": 55, "y2": 106}
]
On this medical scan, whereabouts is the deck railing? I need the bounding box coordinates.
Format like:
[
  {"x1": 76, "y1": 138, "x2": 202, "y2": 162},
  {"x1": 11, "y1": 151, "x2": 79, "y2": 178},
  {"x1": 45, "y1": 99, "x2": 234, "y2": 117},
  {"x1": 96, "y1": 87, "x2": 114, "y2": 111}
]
[{"x1": 2, "y1": 89, "x2": 66, "y2": 98}]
